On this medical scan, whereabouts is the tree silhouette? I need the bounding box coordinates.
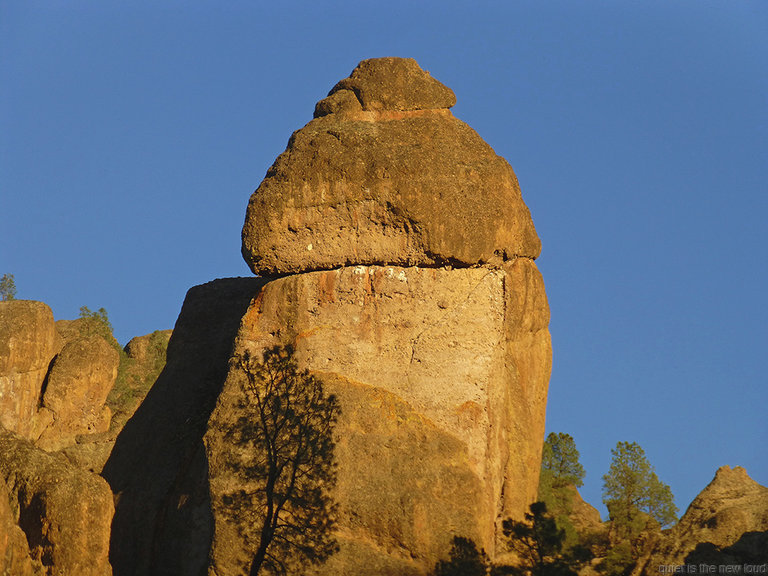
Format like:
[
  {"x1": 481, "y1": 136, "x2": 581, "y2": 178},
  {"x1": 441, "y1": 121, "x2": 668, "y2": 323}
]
[
  {"x1": 499, "y1": 502, "x2": 591, "y2": 576},
  {"x1": 224, "y1": 345, "x2": 341, "y2": 576},
  {"x1": 433, "y1": 536, "x2": 490, "y2": 576}
]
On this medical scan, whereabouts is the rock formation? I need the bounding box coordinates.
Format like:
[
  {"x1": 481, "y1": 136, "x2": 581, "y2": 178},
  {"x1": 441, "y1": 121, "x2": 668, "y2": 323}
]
[
  {"x1": 0, "y1": 300, "x2": 169, "y2": 575},
  {"x1": 633, "y1": 466, "x2": 768, "y2": 573},
  {"x1": 0, "y1": 427, "x2": 114, "y2": 576},
  {"x1": 562, "y1": 484, "x2": 604, "y2": 537},
  {"x1": 241, "y1": 56, "x2": 540, "y2": 276},
  {"x1": 0, "y1": 300, "x2": 58, "y2": 439},
  {"x1": 0, "y1": 473, "x2": 41, "y2": 576},
  {"x1": 36, "y1": 334, "x2": 119, "y2": 450},
  {"x1": 1, "y1": 58, "x2": 553, "y2": 576},
  {"x1": 0, "y1": 301, "x2": 120, "y2": 449},
  {"x1": 205, "y1": 57, "x2": 552, "y2": 575}
]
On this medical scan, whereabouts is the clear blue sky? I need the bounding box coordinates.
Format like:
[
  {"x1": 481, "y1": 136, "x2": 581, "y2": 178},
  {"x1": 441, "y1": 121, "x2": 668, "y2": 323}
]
[{"x1": 2, "y1": 1, "x2": 766, "y2": 518}]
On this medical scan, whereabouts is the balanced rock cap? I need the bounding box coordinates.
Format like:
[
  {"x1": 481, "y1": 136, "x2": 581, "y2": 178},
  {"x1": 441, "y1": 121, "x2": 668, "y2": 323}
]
[{"x1": 242, "y1": 57, "x2": 541, "y2": 276}]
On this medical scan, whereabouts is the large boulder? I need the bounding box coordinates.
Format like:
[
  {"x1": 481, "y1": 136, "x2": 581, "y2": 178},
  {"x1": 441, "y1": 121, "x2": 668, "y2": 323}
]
[
  {"x1": 0, "y1": 427, "x2": 114, "y2": 576},
  {"x1": 323, "y1": 56, "x2": 457, "y2": 112},
  {"x1": 36, "y1": 335, "x2": 119, "y2": 451},
  {"x1": 0, "y1": 301, "x2": 58, "y2": 438},
  {"x1": 241, "y1": 57, "x2": 541, "y2": 275},
  {"x1": 204, "y1": 262, "x2": 551, "y2": 574}
]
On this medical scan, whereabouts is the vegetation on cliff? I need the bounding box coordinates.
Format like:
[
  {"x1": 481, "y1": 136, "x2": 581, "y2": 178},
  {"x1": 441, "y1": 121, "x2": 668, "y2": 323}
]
[{"x1": 0, "y1": 274, "x2": 16, "y2": 301}]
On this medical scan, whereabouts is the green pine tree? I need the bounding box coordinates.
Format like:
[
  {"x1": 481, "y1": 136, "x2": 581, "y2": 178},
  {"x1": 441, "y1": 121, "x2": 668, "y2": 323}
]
[
  {"x1": 0, "y1": 274, "x2": 16, "y2": 301},
  {"x1": 538, "y1": 433, "x2": 586, "y2": 550},
  {"x1": 600, "y1": 441, "x2": 678, "y2": 575}
]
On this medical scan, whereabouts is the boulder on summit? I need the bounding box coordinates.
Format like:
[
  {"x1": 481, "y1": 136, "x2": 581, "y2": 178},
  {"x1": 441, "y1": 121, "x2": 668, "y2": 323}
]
[{"x1": 242, "y1": 57, "x2": 541, "y2": 276}]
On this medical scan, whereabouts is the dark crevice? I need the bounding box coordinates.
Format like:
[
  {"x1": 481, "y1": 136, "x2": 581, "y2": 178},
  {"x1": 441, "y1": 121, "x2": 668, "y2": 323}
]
[
  {"x1": 249, "y1": 254, "x2": 538, "y2": 279},
  {"x1": 37, "y1": 354, "x2": 59, "y2": 410}
]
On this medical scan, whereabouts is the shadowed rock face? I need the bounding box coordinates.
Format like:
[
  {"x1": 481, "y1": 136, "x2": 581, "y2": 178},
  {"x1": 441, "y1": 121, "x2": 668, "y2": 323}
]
[
  {"x1": 242, "y1": 57, "x2": 541, "y2": 276},
  {"x1": 102, "y1": 277, "x2": 267, "y2": 576},
  {"x1": 633, "y1": 466, "x2": 768, "y2": 575}
]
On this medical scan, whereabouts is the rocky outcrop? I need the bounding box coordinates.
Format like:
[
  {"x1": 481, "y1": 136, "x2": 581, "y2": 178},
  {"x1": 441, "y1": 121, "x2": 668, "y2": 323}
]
[
  {"x1": 563, "y1": 484, "x2": 604, "y2": 536},
  {"x1": 36, "y1": 335, "x2": 119, "y2": 450},
  {"x1": 0, "y1": 301, "x2": 58, "y2": 439},
  {"x1": 0, "y1": 427, "x2": 114, "y2": 576},
  {"x1": 123, "y1": 330, "x2": 172, "y2": 365},
  {"x1": 0, "y1": 474, "x2": 41, "y2": 576},
  {"x1": 241, "y1": 57, "x2": 541, "y2": 276},
  {"x1": 0, "y1": 300, "x2": 121, "y2": 453},
  {"x1": 323, "y1": 57, "x2": 457, "y2": 112},
  {"x1": 205, "y1": 262, "x2": 551, "y2": 574},
  {"x1": 30, "y1": 57, "x2": 549, "y2": 576},
  {"x1": 634, "y1": 466, "x2": 768, "y2": 573},
  {"x1": 106, "y1": 329, "x2": 172, "y2": 434},
  {"x1": 203, "y1": 57, "x2": 552, "y2": 575}
]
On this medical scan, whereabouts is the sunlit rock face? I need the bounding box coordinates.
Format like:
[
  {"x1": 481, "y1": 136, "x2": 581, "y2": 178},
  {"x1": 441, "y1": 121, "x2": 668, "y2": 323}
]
[
  {"x1": 0, "y1": 300, "x2": 58, "y2": 439},
  {"x1": 206, "y1": 261, "x2": 551, "y2": 574},
  {"x1": 0, "y1": 302, "x2": 120, "y2": 449},
  {"x1": 204, "y1": 57, "x2": 552, "y2": 575}
]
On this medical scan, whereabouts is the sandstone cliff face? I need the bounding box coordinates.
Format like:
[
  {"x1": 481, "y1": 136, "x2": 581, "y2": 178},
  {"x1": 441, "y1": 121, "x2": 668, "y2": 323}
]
[
  {"x1": 634, "y1": 466, "x2": 768, "y2": 573},
  {"x1": 205, "y1": 263, "x2": 551, "y2": 574},
  {"x1": 203, "y1": 57, "x2": 552, "y2": 575}
]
